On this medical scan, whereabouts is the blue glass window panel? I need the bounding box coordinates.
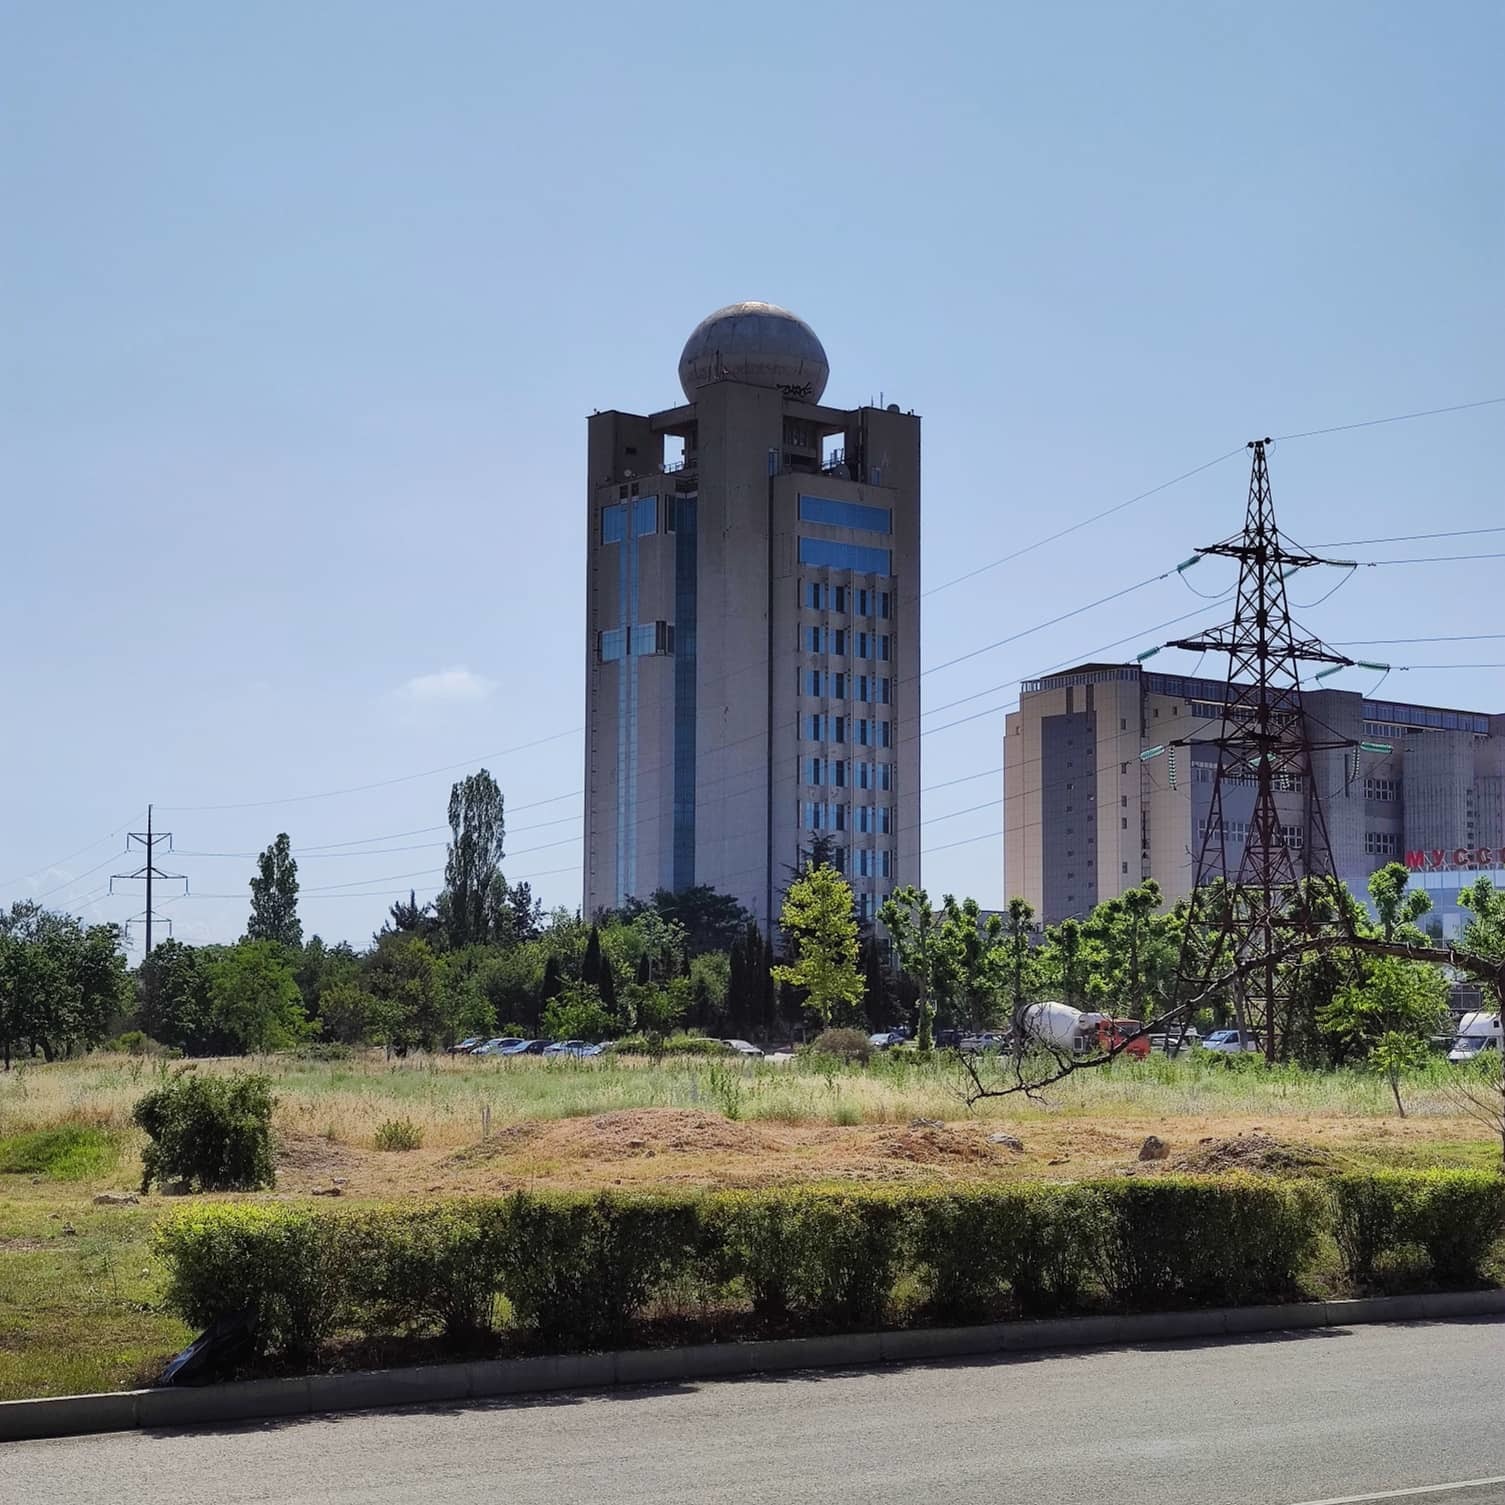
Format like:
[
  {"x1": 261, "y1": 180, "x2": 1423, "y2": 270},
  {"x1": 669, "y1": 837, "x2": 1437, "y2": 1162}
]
[
  {"x1": 601, "y1": 505, "x2": 626, "y2": 544},
  {"x1": 600, "y1": 628, "x2": 625, "y2": 662},
  {"x1": 798, "y1": 494, "x2": 892, "y2": 534},
  {"x1": 633, "y1": 496, "x2": 658, "y2": 535},
  {"x1": 798, "y1": 537, "x2": 893, "y2": 574},
  {"x1": 633, "y1": 624, "x2": 656, "y2": 656}
]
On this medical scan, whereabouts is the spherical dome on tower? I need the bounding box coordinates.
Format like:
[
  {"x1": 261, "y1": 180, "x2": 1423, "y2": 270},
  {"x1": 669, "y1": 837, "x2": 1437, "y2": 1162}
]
[{"x1": 677, "y1": 301, "x2": 829, "y2": 403}]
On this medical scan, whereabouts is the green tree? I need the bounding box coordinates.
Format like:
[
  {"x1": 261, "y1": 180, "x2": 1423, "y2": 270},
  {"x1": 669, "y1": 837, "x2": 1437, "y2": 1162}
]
[
  {"x1": 318, "y1": 981, "x2": 392, "y2": 1045},
  {"x1": 880, "y1": 886, "x2": 943, "y2": 1050},
  {"x1": 1081, "y1": 881, "x2": 1174, "y2": 1019},
  {"x1": 626, "y1": 978, "x2": 691, "y2": 1046},
  {"x1": 1037, "y1": 917, "x2": 1092, "y2": 1009},
  {"x1": 435, "y1": 946, "x2": 501, "y2": 1043},
  {"x1": 642, "y1": 886, "x2": 751, "y2": 957},
  {"x1": 0, "y1": 902, "x2": 131, "y2": 1066},
  {"x1": 541, "y1": 980, "x2": 614, "y2": 1041},
  {"x1": 364, "y1": 933, "x2": 442, "y2": 1050},
  {"x1": 440, "y1": 768, "x2": 506, "y2": 948},
  {"x1": 727, "y1": 921, "x2": 776, "y2": 1038},
  {"x1": 246, "y1": 833, "x2": 302, "y2": 947},
  {"x1": 1319, "y1": 956, "x2": 1448, "y2": 1117},
  {"x1": 1001, "y1": 897, "x2": 1038, "y2": 1037},
  {"x1": 688, "y1": 951, "x2": 730, "y2": 1030},
  {"x1": 136, "y1": 937, "x2": 213, "y2": 1052},
  {"x1": 293, "y1": 936, "x2": 359, "y2": 1024},
  {"x1": 1367, "y1": 863, "x2": 1432, "y2": 943},
  {"x1": 773, "y1": 864, "x2": 864, "y2": 1026},
  {"x1": 204, "y1": 940, "x2": 312, "y2": 1053},
  {"x1": 1458, "y1": 877, "x2": 1505, "y2": 962},
  {"x1": 935, "y1": 896, "x2": 1005, "y2": 1031},
  {"x1": 859, "y1": 933, "x2": 899, "y2": 1030}
]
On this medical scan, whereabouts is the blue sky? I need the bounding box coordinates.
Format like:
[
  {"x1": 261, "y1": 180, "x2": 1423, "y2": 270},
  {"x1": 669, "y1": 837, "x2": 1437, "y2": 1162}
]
[{"x1": 3, "y1": 0, "x2": 1500, "y2": 951}]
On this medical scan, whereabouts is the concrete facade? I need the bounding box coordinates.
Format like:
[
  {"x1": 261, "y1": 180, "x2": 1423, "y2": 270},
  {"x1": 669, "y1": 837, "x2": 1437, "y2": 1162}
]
[
  {"x1": 584, "y1": 311, "x2": 921, "y2": 927},
  {"x1": 1004, "y1": 663, "x2": 1505, "y2": 930}
]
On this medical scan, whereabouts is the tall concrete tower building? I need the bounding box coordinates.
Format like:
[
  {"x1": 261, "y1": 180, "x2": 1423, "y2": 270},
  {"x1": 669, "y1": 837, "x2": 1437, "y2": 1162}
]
[{"x1": 584, "y1": 302, "x2": 921, "y2": 928}]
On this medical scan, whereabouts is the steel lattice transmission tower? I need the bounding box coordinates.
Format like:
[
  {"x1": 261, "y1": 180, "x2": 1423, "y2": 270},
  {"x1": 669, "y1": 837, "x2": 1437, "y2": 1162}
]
[
  {"x1": 1165, "y1": 439, "x2": 1362, "y2": 1062},
  {"x1": 110, "y1": 804, "x2": 187, "y2": 956}
]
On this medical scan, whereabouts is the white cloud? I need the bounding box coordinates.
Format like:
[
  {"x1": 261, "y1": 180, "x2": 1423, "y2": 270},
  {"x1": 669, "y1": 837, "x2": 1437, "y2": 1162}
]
[{"x1": 397, "y1": 667, "x2": 497, "y2": 704}]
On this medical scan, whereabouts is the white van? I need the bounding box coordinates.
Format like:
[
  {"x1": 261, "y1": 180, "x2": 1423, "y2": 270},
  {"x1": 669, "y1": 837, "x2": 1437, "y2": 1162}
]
[{"x1": 1448, "y1": 1011, "x2": 1502, "y2": 1063}]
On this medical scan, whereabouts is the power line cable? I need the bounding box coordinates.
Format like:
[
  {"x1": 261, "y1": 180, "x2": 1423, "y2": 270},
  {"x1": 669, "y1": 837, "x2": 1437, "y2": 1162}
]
[
  {"x1": 1313, "y1": 526, "x2": 1505, "y2": 548},
  {"x1": 1272, "y1": 395, "x2": 1505, "y2": 443},
  {"x1": 923, "y1": 448, "x2": 1245, "y2": 598},
  {"x1": 156, "y1": 728, "x2": 583, "y2": 814}
]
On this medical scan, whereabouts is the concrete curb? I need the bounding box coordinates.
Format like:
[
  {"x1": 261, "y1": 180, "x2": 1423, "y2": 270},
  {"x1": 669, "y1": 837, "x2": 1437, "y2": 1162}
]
[{"x1": 4, "y1": 1289, "x2": 1502, "y2": 1443}]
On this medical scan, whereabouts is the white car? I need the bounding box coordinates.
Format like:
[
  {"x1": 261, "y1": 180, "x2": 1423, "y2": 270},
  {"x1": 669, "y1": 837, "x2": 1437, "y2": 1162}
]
[
  {"x1": 1201, "y1": 1028, "x2": 1261, "y2": 1055},
  {"x1": 722, "y1": 1039, "x2": 763, "y2": 1057}
]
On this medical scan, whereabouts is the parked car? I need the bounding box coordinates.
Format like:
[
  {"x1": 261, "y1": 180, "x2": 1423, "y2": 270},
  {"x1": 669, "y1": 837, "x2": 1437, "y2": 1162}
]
[
  {"x1": 868, "y1": 1031, "x2": 904, "y2": 1050},
  {"x1": 544, "y1": 1039, "x2": 604, "y2": 1058},
  {"x1": 448, "y1": 1037, "x2": 485, "y2": 1055},
  {"x1": 958, "y1": 1031, "x2": 1008, "y2": 1053},
  {"x1": 473, "y1": 1037, "x2": 525, "y2": 1056},
  {"x1": 935, "y1": 1028, "x2": 963, "y2": 1049},
  {"x1": 499, "y1": 1038, "x2": 549, "y2": 1056},
  {"x1": 1201, "y1": 1028, "x2": 1261, "y2": 1055},
  {"x1": 722, "y1": 1039, "x2": 763, "y2": 1057},
  {"x1": 1147, "y1": 1028, "x2": 1201, "y2": 1056}
]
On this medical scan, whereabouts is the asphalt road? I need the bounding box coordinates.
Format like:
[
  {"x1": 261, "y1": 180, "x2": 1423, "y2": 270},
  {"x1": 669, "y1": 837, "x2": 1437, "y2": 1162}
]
[{"x1": 7, "y1": 1319, "x2": 1504, "y2": 1505}]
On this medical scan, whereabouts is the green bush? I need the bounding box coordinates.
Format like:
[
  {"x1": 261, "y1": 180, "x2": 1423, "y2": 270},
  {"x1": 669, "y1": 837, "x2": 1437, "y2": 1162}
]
[
  {"x1": 1333, "y1": 1171, "x2": 1505, "y2": 1288},
  {"x1": 610, "y1": 1033, "x2": 732, "y2": 1057},
  {"x1": 150, "y1": 1172, "x2": 1505, "y2": 1371},
  {"x1": 154, "y1": 1203, "x2": 345, "y2": 1362},
  {"x1": 1095, "y1": 1176, "x2": 1319, "y2": 1308},
  {"x1": 807, "y1": 1028, "x2": 872, "y2": 1063},
  {"x1": 908, "y1": 1184, "x2": 1103, "y2": 1320},
  {"x1": 104, "y1": 1030, "x2": 155, "y2": 1056},
  {"x1": 709, "y1": 1189, "x2": 904, "y2": 1327},
  {"x1": 373, "y1": 1117, "x2": 424, "y2": 1152},
  {"x1": 495, "y1": 1192, "x2": 701, "y2": 1348},
  {"x1": 132, "y1": 1071, "x2": 276, "y2": 1193},
  {"x1": 344, "y1": 1202, "x2": 506, "y2": 1339}
]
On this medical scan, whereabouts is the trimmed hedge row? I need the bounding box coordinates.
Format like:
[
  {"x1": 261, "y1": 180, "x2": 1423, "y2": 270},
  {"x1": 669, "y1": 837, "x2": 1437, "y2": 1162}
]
[{"x1": 153, "y1": 1172, "x2": 1505, "y2": 1363}]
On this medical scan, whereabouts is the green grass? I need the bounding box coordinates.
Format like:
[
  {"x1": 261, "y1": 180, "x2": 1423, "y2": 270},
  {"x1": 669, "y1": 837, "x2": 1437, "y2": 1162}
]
[
  {"x1": 0, "y1": 1201, "x2": 189, "y2": 1400},
  {"x1": 0, "y1": 1126, "x2": 121, "y2": 1182}
]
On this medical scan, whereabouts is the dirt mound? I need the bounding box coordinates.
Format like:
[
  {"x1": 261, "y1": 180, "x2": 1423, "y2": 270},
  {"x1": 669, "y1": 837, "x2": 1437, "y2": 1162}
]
[
  {"x1": 1170, "y1": 1132, "x2": 1335, "y2": 1175},
  {"x1": 531, "y1": 1108, "x2": 786, "y2": 1160},
  {"x1": 445, "y1": 1121, "x2": 546, "y2": 1164},
  {"x1": 869, "y1": 1120, "x2": 996, "y2": 1165}
]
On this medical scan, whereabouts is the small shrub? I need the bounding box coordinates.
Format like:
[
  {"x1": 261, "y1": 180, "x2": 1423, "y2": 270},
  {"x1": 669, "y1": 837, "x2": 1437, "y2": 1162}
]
[
  {"x1": 155, "y1": 1203, "x2": 347, "y2": 1362},
  {"x1": 373, "y1": 1117, "x2": 424, "y2": 1152},
  {"x1": 1096, "y1": 1176, "x2": 1319, "y2": 1308},
  {"x1": 612, "y1": 1033, "x2": 731, "y2": 1057},
  {"x1": 104, "y1": 1030, "x2": 157, "y2": 1056},
  {"x1": 1331, "y1": 1173, "x2": 1421, "y2": 1285},
  {"x1": 0, "y1": 1125, "x2": 120, "y2": 1182},
  {"x1": 496, "y1": 1191, "x2": 700, "y2": 1348},
  {"x1": 809, "y1": 1028, "x2": 872, "y2": 1063},
  {"x1": 1333, "y1": 1171, "x2": 1505, "y2": 1288},
  {"x1": 1410, "y1": 1171, "x2": 1505, "y2": 1285},
  {"x1": 132, "y1": 1072, "x2": 275, "y2": 1193},
  {"x1": 709, "y1": 1188, "x2": 904, "y2": 1327},
  {"x1": 345, "y1": 1202, "x2": 505, "y2": 1339},
  {"x1": 704, "y1": 1060, "x2": 743, "y2": 1121},
  {"x1": 297, "y1": 1043, "x2": 355, "y2": 1063}
]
